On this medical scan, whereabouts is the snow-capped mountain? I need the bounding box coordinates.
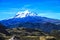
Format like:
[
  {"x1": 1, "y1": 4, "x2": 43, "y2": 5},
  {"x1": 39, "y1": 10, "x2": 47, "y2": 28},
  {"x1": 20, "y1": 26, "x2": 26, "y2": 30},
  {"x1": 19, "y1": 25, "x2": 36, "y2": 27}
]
[
  {"x1": 1, "y1": 10, "x2": 60, "y2": 33},
  {"x1": 15, "y1": 10, "x2": 37, "y2": 18}
]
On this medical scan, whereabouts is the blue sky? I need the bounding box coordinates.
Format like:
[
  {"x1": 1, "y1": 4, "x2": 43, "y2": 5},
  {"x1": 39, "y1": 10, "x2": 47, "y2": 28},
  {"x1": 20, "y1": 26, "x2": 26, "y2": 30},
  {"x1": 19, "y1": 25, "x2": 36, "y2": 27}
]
[{"x1": 0, "y1": 0, "x2": 60, "y2": 20}]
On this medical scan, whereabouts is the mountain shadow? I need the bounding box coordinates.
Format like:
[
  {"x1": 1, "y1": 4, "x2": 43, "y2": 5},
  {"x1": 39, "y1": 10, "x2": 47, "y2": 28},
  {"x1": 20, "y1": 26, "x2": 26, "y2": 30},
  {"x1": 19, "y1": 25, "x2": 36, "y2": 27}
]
[{"x1": 0, "y1": 23, "x2": 11, "y2": 36}]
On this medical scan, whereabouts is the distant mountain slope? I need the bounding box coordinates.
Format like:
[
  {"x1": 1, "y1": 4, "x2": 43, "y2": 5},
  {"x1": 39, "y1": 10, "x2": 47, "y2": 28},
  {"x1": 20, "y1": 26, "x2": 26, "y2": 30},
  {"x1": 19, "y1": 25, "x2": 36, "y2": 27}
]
[{"x1": 0, "y1": 10, "x2": 60, "y2": 33}]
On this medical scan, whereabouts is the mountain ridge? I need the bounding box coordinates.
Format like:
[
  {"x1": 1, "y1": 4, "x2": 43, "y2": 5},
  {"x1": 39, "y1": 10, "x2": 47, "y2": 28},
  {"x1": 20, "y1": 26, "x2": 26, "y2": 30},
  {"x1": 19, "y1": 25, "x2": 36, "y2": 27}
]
[{"x1": 0, "y1": 10, "x2": 60, "y2": 33}]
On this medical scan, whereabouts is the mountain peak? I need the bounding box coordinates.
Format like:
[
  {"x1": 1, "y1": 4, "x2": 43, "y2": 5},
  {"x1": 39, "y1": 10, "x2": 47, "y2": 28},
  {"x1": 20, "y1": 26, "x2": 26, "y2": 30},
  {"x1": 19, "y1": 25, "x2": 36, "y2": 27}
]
[{"x1": 15, "y1": 10, "x2": 37, "y2": 18}]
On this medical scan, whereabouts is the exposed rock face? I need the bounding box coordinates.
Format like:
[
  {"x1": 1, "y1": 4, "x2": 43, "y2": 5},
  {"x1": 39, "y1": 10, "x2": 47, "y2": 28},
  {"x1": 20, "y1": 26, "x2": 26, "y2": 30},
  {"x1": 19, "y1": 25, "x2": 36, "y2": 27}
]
[{"x1": 9, "y1": 36, "x2": 20, "y2": 40}]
